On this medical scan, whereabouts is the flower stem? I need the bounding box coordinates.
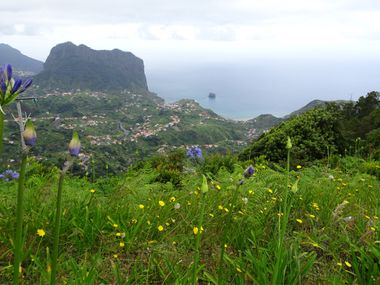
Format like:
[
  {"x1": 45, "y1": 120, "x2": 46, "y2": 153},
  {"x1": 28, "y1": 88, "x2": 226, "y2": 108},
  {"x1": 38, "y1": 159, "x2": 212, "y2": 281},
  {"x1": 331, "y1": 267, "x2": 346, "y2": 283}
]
[
  {"x1": 50, "y1": 161, "x2": 72, "y2": 285},
  {"x1": 13, "y1": 152, "x2": 28, "y2": 284},
  {"x1": 192, "y1": 190, "x2": 206, "y2": 284},
  {"x1": 0, "y1": 111, "x2": 4, "y2": 158}
]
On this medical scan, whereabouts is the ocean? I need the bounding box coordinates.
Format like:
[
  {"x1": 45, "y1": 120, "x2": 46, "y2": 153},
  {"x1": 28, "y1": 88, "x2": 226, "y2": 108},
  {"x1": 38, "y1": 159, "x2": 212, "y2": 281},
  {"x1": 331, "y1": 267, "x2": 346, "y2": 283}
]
[{"x1": 145, "y1": 57, "x2": 380, "y2": 120}]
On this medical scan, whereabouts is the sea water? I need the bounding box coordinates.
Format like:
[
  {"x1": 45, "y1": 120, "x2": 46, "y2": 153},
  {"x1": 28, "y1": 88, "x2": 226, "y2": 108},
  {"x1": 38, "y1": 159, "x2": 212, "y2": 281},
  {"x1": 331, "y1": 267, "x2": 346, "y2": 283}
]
[{"x1": 146, "y1": 57, "x2": 380, "y2": 120}]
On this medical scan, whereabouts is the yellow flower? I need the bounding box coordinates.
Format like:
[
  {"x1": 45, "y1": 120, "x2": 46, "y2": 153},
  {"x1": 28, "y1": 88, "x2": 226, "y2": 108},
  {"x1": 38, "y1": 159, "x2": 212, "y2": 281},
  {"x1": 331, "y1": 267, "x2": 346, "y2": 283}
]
[
  {"x1": 248, "y1": 190, "x2": 254, "y2": 195},
  {"x1": 224, "y1": 244, "x2": 228, "y2": 248},
  {"x1": 224, "y1": 208, "x2": 229, "y2": 213},
  {"x1": 47, "y1": 264, "x2": 51, "y2": 273},
  {"x1": 37, "y1": 229, "x2": 46, "y2": 237},
  {"x1": 169, "y1": 196, "x2": 176, "y2": 202},
  {"x1": 113, "y1": 223, "x2": 118, "y2": 228},
  {"x1": 193, "y1": 227, "x2": 199, "y2": 235},
  {"x1": 159, "y1": 200, "x2": 165, "y2": 207},
  {"x1": 267, "y1": 188, "x2": 273, "y2": 193},
  {"x1": 131, "y1": 218, "x2": 137, "y2": 224},
  {"x1": 309, "y1": 214, "x2": 316, "y2": 219},
  {"x1": 218, "y1": 205, "x2": 224, "y2": 210},
  {"x1": 119, "y1": 241, "x2": 125, "y2": 247},
  {"x1": 138, "y1": 204, "x2": 145, "y2": 209},
  {"x1": 113, "y1": 254, "x2": 118, "y2": 259},
  {"x1": 345, "y1": 261, "x2": 352, "y2": 268},
  {"x1": 90, "y1": 189, "x2": 96, "y2": 193},
  {"x1": 236, "y1": 267, "x2": 242, "y2": 273},
  {"x1": 209, "y1": 213, "x2": 214, "y2": 218},
  {"x1": 116, "y1": 232, "x2": 121, "y2": 237},
  {"x1": 296, "y1": 219, "x2": 303, "y2": 224},
  {"x1": 216, "y1": 185, "x2": 221, "y2": 190},
  {"x1": 336, "y1": 262, "x2": 342, "y2": 267},
  {"x1": 296, "y1": 165, "x2": 302, "y2": 169},
  {"x1": 158, "y1": 225, "x2": 164, "y2": 232}
]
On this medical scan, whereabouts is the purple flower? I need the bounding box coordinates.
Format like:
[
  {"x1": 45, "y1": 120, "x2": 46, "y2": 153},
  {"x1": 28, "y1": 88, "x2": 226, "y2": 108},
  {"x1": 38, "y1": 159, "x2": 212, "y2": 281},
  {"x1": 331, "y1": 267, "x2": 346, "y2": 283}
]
[
  {"x1": 243, "y1": 165, "x2": 255, "y2": 178},
  {"x1": 6, "y1": 64, "x2": 12, "y2": 81},
  {"x1": 10, "y1": 79, "x2": 22, "y2": 94},
  {"x1": 187, "y1": 146, "x2": 202, "y2": 159},
  {"x1": 0, "y1": 169, "x2": 19, "y2": 181},
  {"x1": 23, "y1": 120, "x2": 37, "y2": 146},
  {"x1": 69, "y1": 131, "x2": 81, "y2": 157}
]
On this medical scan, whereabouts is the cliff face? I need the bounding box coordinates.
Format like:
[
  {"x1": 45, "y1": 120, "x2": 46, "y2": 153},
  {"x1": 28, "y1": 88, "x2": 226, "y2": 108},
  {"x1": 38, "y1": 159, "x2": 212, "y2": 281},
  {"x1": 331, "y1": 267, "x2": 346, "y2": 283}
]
[
  {"x1": 35, "y1": 42, "x2": 148, "y2": 92},
  {"x1": 0, "y1": 43, "x2": 43, "y2": 74}
]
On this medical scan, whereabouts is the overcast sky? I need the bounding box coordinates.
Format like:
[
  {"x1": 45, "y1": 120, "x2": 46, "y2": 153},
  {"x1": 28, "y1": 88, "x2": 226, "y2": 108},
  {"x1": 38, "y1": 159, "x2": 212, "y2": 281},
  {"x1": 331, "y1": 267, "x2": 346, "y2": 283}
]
[{"x1": 2, "y1": 0, "x2": 380, "y2": 63}]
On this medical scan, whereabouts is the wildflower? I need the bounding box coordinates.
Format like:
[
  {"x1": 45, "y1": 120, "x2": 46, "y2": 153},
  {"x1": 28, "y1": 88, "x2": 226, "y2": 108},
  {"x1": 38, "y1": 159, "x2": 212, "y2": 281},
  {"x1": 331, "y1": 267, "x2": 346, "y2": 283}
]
[
  {"x1": 337, "y1": 262, "x2": 342, "y2": 267},
  {"x1": 218, "y1": 205, "x2": 224, "y2": 210},
  {"x1": 90, "y1": 189, "x2": 96, "y2": 193},
  {"x1": 174, "y1": 203, "x2": 181, "y2": 209},
  {"x1": 209, "y1": 213, "x2": 214, "y2": 218},
  {"x1": 113, "y1": 223, "x2": 118, "y2": 228},
  {"x1": 157, "y1": 225, "x2": 164, "y2": 231},
  {"x1": 119, "y1": 241, "x2": 125, "y2": 247},
  {"x1": 116, "y1": 232, "x2": 121, "y2": 237},
  {"x1": 236, "y1": 267, "x2": 242, "y2": 273},
  {"x1": 169, "y1": 196, "x2": 176, "y2": 202},
  {"x1": 37, "y1": 229, "x2": 46, "y2": 237},
  {"x1": 224, "y1": 244, "x2": 228, "y2": 248},
  {"x1": 138, "y1": 204, "x2": 145, "y2": 209},
  {"x1": 0, "y1": 169, "x2": 19, "y2": 181},
  {"x1": 0, "y1": 64, "x2": 33, "y2": 113},
  {"x1": 344, "y1": 261, "x2": 352, "y2": 268},
  {"x1": 223, "y1": 208, "x2": 229, "y2": 213},
  {"x1": 215, "y1": 184, "x2": 221, "y2": 190},
  {"x1": 267, "y1": 188, "x2": 273, "y2": 194},
  {"x1": 296, "y1": 219, "x2": 303, "y2": 224},
  {"x1": 242, "y1": 197, "x2": 248, "y2": 204},
  {"x1": 296, "y1": 165, "x2": 302, "y2": 169},
  {"x1": 187, "y1": 146, "x2": 202, "y2": 159},
  {"x1": 113, "y1": 254, "x2": 118, "y2": 259},
  {"x1": 23, "y1": 120, "x2": 37, "y2": 147},
  {"x1": 309, "y1": 214, "x2": 316, "y2": 219},
  {"x1": 243, "y1": 165, "x2": 255, "y2": 178},
  {"x1": 248, "y1": 190, "x2": 254, "y2": 195},
  {"x1": 131, "y1": 219, "x2": 137, "y2": 224},
  {"x1": 193, "y1": 227, "x2": 199, "y2": 235},
  {"x1": 68, "y1": 131, "x2": 81, "y2": 157},
  {"x1": 159, "y1": 200, "x2": 165, "y2": 207}
]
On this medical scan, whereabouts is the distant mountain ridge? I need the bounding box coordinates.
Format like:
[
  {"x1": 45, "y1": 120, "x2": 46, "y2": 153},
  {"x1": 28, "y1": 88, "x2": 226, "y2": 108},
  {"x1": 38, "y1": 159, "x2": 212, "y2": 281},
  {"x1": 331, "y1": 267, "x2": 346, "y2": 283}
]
[
  {"x1": 34, "y1": 42, "x2": 148, "y2": 92},
  {"x1": 0, "y1": 43, "x2": 43, "y2": 74}
]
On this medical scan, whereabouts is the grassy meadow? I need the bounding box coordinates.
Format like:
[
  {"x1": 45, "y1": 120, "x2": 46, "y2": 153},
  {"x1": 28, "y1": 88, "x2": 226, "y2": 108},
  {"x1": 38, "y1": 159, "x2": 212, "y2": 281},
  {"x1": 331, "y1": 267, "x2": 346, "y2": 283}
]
[{"x1": 0, "y1": 155, "x2": 379, "y2": 284}]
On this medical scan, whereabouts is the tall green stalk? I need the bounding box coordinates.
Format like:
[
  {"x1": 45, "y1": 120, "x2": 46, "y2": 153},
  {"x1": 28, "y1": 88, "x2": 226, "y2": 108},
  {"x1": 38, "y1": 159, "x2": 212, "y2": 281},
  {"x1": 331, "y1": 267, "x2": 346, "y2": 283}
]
[
  {"x1": 13, "y1": 152, "x2": 28, "y2": 284},
  {"x1": 192, "y1": 175, "x2": 208, "y2": 284},
  {"x1": 0, "y1": 112, "x2": 4, "y2": 158},
  {"x1": 50, "y1": 161, "x2": 72, "y2": 285}
]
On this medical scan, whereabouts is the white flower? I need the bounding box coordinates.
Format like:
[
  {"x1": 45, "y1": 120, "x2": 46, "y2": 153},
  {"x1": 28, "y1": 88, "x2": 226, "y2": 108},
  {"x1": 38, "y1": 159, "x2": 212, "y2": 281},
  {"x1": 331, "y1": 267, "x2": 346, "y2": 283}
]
[{"x1": 174, "y1": 203, "x2": 181, "y2": 210}]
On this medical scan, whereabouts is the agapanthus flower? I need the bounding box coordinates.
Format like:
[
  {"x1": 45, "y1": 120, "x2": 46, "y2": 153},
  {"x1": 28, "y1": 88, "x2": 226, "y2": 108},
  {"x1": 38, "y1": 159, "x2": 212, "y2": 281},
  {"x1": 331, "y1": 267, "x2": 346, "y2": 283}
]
[
  {"x1": 0, "y1": 64, "x2": 33, "y2": 114},
  {"x1": 243, "y1": 165, "x2": 255, "y2": 178},
  {"x1": 23, "y1": 120, "x2": 37, "y2": 146},
  {"x1": 0, "y1": 169, "x2": 20, "y2": 181},
  {"x1": 187, "y1": 146, "x2": 203, "y2": 159},
  {"x1": 68, "y1": 131, "x2": 81, "y2": 156}
]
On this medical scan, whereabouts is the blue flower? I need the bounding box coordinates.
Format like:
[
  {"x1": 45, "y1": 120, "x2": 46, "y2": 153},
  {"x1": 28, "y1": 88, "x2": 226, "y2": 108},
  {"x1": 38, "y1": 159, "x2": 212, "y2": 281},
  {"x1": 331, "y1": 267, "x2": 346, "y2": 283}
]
[
  {"x1": 243, "y1": 165, "x2": 255, "y2": 178},
  {"x1": 0, "y1": 64, "x2": 33, "y2": 113},
  {"x1": 0, "y1": 169, "x2": 19, "y2": 181},
  {"x1": 187, "y1": 146, "x2": 202, "y2": 159}
]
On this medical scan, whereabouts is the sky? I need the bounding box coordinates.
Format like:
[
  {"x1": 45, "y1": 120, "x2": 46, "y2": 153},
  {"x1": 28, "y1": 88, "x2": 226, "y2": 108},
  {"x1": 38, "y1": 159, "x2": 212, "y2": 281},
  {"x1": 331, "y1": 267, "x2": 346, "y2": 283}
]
[
  {"x1": 2, "y1": 0, "x2": 380, "y2": 63},
  {"x1": 2, "y1": 1, "x2": 380, "y2": 119}
]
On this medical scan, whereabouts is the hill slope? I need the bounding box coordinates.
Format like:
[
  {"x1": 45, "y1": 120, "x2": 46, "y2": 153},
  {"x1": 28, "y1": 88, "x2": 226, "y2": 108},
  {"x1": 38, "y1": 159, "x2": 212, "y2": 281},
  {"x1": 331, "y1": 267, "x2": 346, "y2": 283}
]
[{"x1": 0, "y1": 43, "x2": 43, "y2": 75}]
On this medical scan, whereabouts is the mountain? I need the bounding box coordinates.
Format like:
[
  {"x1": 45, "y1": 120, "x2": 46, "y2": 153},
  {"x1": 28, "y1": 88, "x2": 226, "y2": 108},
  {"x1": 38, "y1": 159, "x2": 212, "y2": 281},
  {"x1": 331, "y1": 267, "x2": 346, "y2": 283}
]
[
  {"x1": 34, "y1": 42, "x2": 148, "y2": 92},
  {"x1": 0, "y1": 43, "x2": 43, "y2": 75}
]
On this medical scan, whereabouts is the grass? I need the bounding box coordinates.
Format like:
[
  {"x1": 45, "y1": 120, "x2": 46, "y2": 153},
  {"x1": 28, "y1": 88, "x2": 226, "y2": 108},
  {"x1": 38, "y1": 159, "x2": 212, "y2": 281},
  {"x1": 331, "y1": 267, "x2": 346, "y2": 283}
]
[{"x1": 0, "y1": 156, "x2": 379, "y2": 284}]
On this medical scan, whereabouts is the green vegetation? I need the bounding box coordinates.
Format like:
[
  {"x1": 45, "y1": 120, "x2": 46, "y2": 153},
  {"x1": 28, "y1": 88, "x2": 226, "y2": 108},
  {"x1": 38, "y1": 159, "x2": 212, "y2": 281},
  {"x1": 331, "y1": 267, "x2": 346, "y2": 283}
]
[
  {"x1": 240, "y1": 92, "x2": 380, "y2": 167},
  {"x1": 0, "y1": 152, "x2": 379, "y2": 284}
]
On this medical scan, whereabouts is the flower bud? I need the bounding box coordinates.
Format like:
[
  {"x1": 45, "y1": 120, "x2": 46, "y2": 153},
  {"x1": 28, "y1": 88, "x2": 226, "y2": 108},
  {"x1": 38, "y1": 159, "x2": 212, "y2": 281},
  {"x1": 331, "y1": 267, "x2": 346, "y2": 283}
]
[
  {"x1": 286, "y1": 136, "x2": 292, "y2": 150},
  {"x1": 243, "y1": 165, "x2": 255, "y2": 178},
  {"x1": 69, "y1": 131, "x2": 81, "y2": 157},
  {"x1": 23, "y1": 120, "x2": 37, "y2": 146}
]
